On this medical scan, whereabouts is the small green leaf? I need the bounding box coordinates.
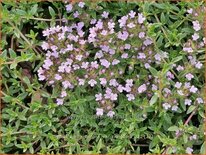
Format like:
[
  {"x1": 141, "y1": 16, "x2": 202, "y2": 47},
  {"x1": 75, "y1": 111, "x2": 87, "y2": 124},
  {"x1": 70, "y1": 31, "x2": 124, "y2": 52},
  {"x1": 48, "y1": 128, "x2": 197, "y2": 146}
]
[
  {"x1": 149, "y1": 93, "x2": 158, "y2": 106},
  {"x1": 168, "y1": 126, "x2": 178, "y2": 131},
  {"x1": 200, "y1": 142, "x2": 205, "y2": 154},
  {"x1": 30, "y1": 4, "x2": 38, "y2": 15},
  {"x1": 49, "y1": 6, "x2": 56, "y2": 17},
  {"x1": 186, "y1": 105, "x2": 196, "y2": 114},
  {"x1": 160, "y1": 13, "x2": 166, "y2": 24},
  {"x1": 171, "y1": 56, "x2": 182, "y2": 63},
  {"x1": 149, "y1": 67, "x2": 158, "y2": 77}
]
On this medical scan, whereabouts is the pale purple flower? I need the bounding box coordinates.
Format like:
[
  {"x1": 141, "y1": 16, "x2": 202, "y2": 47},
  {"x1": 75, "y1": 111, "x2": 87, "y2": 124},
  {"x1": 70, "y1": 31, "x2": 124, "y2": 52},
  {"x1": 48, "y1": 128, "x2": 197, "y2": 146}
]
[
  {"x1": 166, "y1": 71, "x2": 174, "y2": 79},
  {"x1": 189, "y1": 134, "x2": 197, "y2": 140},
  {"x1": 186, "y1": 147, "x2": 193, "y2": 154},
  {"x1": 174, "y1": 82, "x2": 182, "y2": 89},
  {"x1": 138, "y1": 53, "x2": 146, "y2": 59},
  {"x1": 100, "y1": 78, "x2": 107, "y2": 86},
  {"x1": 124, "y1": 85, "x2": 131, "y2": 92},
  {"x1": 154, "y1": 53, "x2": 161, "y2": 61},
  {"x1": 110, "y1": 93, "x2": 118, "y2": 101},
  {"x1": 139, "y1": 32, "x2": 145, "y2": 38},
  {"x1": 91, "y1": 61, "x2": 99, "y2": 69},
  {"x1": 192, "y1": 20, "x2": 201, "y2": 31},
  {"x1": 38, "y1": 74, "x2": 46, "y2": 81},
  {"x1": 184, "y1": 82, "x2": 191, "y2": 89},
  {"x1": 65, "y1": 66, "x2": 71, "y2": 73},
  {"x1": 66, "y1": 58, "x2": 73, "y2": 65},
  {"x1": 185, "y1": 99, "x2": 192, "y2": 106},
  {"x1": 107, "y1": 110, "x2": 115, "y2": 118},
  {"x1": 126, "y1": 94, "x2": 135, "y2": 101},
  {"x1": 152, "y1": 84, "x2": 157, "y2": 91},
  {"x1": 190, "y1": 85, "x2": 198, "y2": 93},
  {"x1": 176, "y1": 65, "x2": 184, "y2": 71},
  {"x1": 108, "y1": 21, "x2": 115, "y2": 29},
  {"x1": 62, "y1": 80, "x2": 72, "y2": 89},
  {"x1": 88, "y1": 79, "x2": 97, "y2": 87},
  {"x1": 101, "y1": 11, "x2": 109, "y2": 18},
  {"x1": 121, "y1": 53, "x2": 128, "y2": 59},
  {"x1": 95, "y1": 51, "x2": 104, "y2": 59},
  {"x1": 66, "y1": 44, "x2": 73, "y2": 51},
  {"x1": 125, "y1": 44, "x2": 131, "y2": 49},
  {"x1": 192, "y1": 33, "x2": 199, "y2": 41},
  {"x1": 118, "y1": 31, "x2": 129, "y2": 41},
  {"x1": 72, "y1": 64, "x2": 80, "y2": 70},
  {"x1": 78, "y1": 79, "x2": 85, "y2": 86},
  {"x1": 137, "y1": 13, "x2": 146, "y2": 24},
  {"x1": 50, "y1": 45, "x2": 58, "y2": 52},
  {"x1": 96, "y1": 20, "x2": 103, "y2": 29},
  {"x1": 118, "y1": 15, "x2": 128, "y2": 28},
  {"x1": 129, "y1": 10, "x2": 136, "y2": 18},
  {"x1": 171, "y1": 105, "x2": 178, "y2": 111},
  {"x1": 56, "y1": 98, "x2": 64, "y2": 105},
  {"x1": 95, "y1": 93, "x2": 102, "y2": 101},
  {"x1": 90, "y1": 19, "x2": 96, "y2": 24},
  {"x1": 101, "y1": 30, "x2": 108, "y2": 36},
  {"x1": 43, "y1": 59, "x2": 53, "y2": 70},
  {"x1": 109, "y1": 79, "x2": 118, "y2": 87},
  {"x1": 76, "y1": 55, "x2": 83, "y2": 61},
  {"x1": 81, "y1": 62, "x2": 89, "y2": 69},
  {"x1": 58, "y1": 65, "x2": 66, "y2": 73},
  {"x1": 42, "y1": 29, "x2": 50, "y2": 36},
  {"x1": 163, "y1": 103, "x2": 171, "y2": 110},
  {"x1": 144, "y1": 63, "x2": 151, "y2": 69},
  {"x1": 138, "y1": 84, "x2": 147, "y2": 93},
  {"x1": 41, "y1": 42, "x2": 49, "y2": 50},
  {"x1": 78, "y1": 2, "x2": 85, "y2": 8},
  {"x1": 117, "y1": 85, "x2": 124, "y2": 92},
  {"x1": 183, "y1": 47, "x2": 193, "y2": 53},
  {"x1": 187, "y1": 8, "x2": 193, "y2": 14},
  {"x1": 126, "y1": 79, "x2": 133, "y2": 87},
  {"x1": 66, "y1": 4, "x2": 73, "y2": 12},
  {"x1": 185, "y1": 73, "x2": 194, "y2": 81},
  {"x1": 55, "y1": 74, "x2": 62, "y2": 80},
  {"x1": 127, "y1": 22, "x2": 135, "y2": 28},
  {"x1": 73, "y1": 11, "x2": 79, "y2": 18},
  {"x1": 195, "y1": 62, "x2": 203, "y2": 69},
  {"x1": 61, "y1": 90, "x2": 67, "y2": 98},
  {"x1": 100, "y1": 59, "x2": 110, "y2": 68},
  {"x1": 196, "y1": 97, "x2": 203, "y2": 104},
  {"x1": 96, "y1": 108, "x2": 103, "y2": 116},
  {"x1": 112, "y1": 59, "x2": 120, "y2": 65}
]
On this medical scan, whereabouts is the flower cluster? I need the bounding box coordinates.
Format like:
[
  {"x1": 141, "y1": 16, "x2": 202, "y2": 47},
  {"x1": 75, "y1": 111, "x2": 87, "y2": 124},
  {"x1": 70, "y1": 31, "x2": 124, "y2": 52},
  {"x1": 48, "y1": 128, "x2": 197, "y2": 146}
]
[{"x1": 38, "y1": 2, "x2": 204, "y2": 120}]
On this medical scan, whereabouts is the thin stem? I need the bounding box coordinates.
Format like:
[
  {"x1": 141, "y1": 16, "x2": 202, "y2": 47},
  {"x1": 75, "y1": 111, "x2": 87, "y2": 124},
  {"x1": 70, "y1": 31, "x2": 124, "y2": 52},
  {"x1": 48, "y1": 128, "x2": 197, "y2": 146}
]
[
  {"x1": 0, "y1": 91, "x2": 30, "y2": 110},
  {"x1": 154, "y1": 14, "x2": 172, "y2": 44},
  {"x1": 6, "y1": 20, "x2": 40, "y2": 55},
  {"x1": 162, "y1": 106, "x2": 198, "y2": 154},
  {"x1": 21, "y1": 17, "x2": 64, "y2": 22}
]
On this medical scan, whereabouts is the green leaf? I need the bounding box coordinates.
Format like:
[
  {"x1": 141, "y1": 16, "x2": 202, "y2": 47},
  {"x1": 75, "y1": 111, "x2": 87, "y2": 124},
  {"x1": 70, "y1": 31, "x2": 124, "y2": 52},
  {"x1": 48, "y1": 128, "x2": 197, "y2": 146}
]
[
  {"x1": 9, "y1": 48, "x2": 16, "y2": 58},
  {"x1": 49, "y1": 6, "x2": 56, "y2": 17},
  {"x1": 149, "y1": 67, "x2": 158, "y2": 77},
  {"x1": 200, "y1": 142, "x2": 205, "y2": 154},
  {"x1": 160, "y1": 13, "x2": 166, "y2": 24},
  {"x1": 171, "y1": 56, "x2": 182, "y2": 63},
  {"x1": 96, "y1": 138, "x2": 104, "y2": 152},
  {"x1": 149, "y1": 93, "x2": 158, "y2": 106},
  {"x1": 30, "y1": 4, "x2": 38, "y2": 15},
  {"x1": 168, "y1": 126, "x2": 178, "y2": 131},
  {"x1": 186, "y1": 105, "x2": 196, "y2": 114},
  {"x1": 156, "y1": 35, "x2": 164, "y2": 47}
]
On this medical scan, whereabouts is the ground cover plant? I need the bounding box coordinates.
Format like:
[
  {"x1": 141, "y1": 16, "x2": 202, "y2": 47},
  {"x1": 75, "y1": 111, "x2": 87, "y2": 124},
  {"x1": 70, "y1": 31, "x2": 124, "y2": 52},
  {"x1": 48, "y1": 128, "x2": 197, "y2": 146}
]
[{"x1": 0, "y1": 0, "x2": 205, "y2": 154}]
